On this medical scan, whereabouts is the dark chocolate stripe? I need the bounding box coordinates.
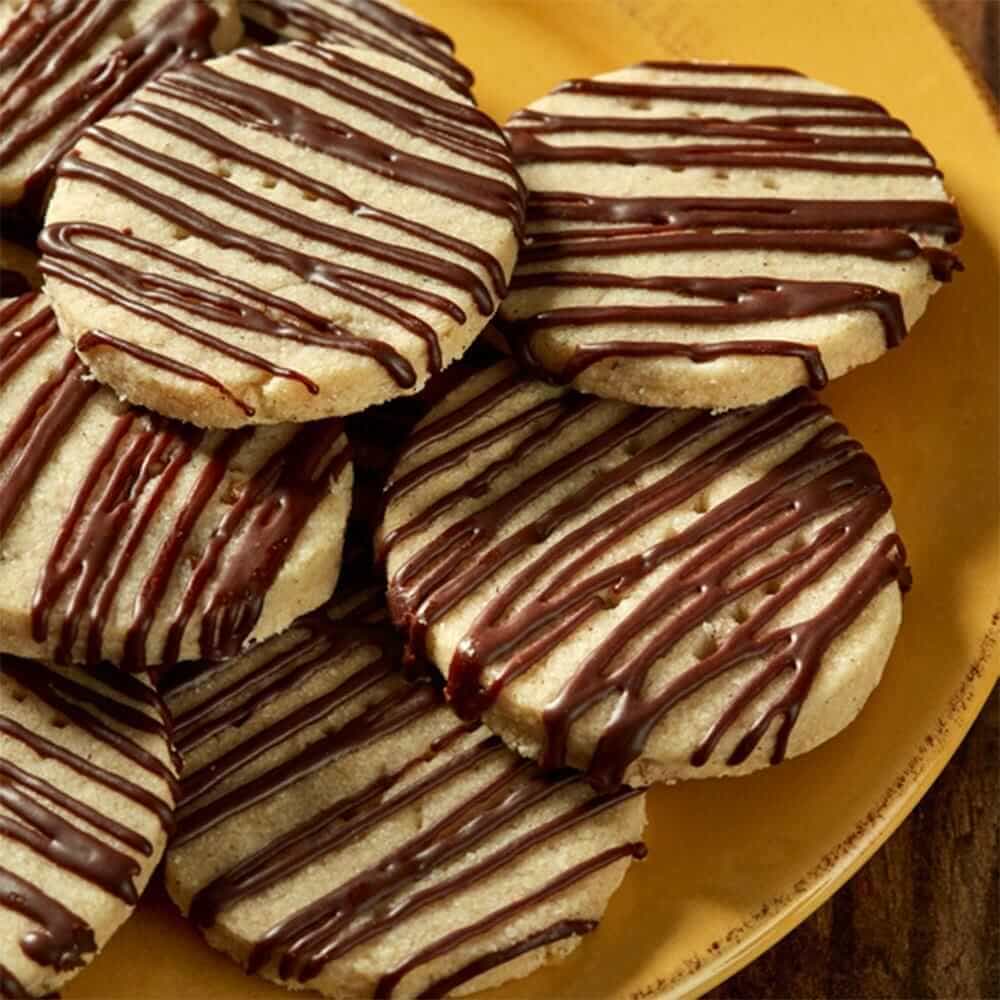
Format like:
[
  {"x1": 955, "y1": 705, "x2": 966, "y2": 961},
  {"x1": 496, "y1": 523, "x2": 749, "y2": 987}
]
[
  {"x1": 0, "y1": 866, "x2": 95, "y2": 972},
  {"x1": 525, "y1": 191, "x2": 962, "y2": 241},
  {"x1": 555, "y1": 77, "x2": 887, "y2": 112},
  {"x1": 510, "y1": 132, "x2": 939, "y2": 177},
  {"x1": 416, "y1": 919, "x2": 597, "y2": 998},
  {"x1": 384, "y1": 372, "x2": 909, "y2": 790}
]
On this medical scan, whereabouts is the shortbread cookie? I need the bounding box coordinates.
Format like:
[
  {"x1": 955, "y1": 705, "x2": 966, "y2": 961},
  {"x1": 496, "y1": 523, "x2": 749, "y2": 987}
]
[
  {"x1": 379, "y1": 362, "x2": 910, "y2": 790},
  {"x1": 0, "y1": 239, "x2": 39, "y2": 297},
  {"x1": 163, "y1": 599, "x2": 646, "y2": 998},
  {"x1": 41, "y1": 43, "x2": 525, "y2": 427},
  {"x1": 0, "y1": 652, "x2": 177, "y2": 997},
  {"x1": 0, "y1": 292, "x2": 351, "y2": 670},
  {"x1": 240, "y1": 0, "x2": 474, "y2": 95},
  {"x1": 0, "y1": 0, "x2": 242, "y2": 215},
  {"x1": 499, "y1": 61, "x2": 962, "y2": 410}
]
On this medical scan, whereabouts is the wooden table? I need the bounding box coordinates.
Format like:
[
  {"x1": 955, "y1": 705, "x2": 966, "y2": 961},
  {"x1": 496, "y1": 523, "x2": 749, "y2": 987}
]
[{"x1": 708, "y1": 4, "x2": 998, "y2": 996}]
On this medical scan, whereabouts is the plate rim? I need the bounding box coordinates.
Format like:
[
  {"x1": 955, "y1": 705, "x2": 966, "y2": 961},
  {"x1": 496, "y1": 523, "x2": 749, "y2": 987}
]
[{"x1": 637, "y1": 609, "x2": 998, "y2": 1000}]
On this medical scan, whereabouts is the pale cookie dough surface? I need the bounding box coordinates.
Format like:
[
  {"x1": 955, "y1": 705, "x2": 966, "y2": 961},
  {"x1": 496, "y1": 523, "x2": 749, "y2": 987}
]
[
  {"x1": 41, "y1": 42, "x2": 525, "y2": 427},
  {"x1": 0, "y1": 653, "x2": 178, "y2": 997},
  {"x1": 379, "y1": 362, "x2": 909, "y2": 789},
  {"x1": 0, "y1": 0, "x2": 242, "y2": 212},
  {"x1": 239, "y1": 0, "x2": 474, "y2": 94},
  {"x1": 0, "y1": 292, "x2": 351, "y2": 670},
  {"x1": 499, "y1": 61, "x2": 962, "y2": 410},
  {"x1": 0, "y1": 239, "x2": 40, "y2": 296},
  {"x1": 164, "y1": 596, "x2": 646, "y2": 999}
]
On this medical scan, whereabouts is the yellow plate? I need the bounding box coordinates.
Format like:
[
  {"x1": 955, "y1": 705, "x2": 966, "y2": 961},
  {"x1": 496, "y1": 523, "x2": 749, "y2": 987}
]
[{"x1": 66, "y1": 1, "x2": 999, "y2": 997}]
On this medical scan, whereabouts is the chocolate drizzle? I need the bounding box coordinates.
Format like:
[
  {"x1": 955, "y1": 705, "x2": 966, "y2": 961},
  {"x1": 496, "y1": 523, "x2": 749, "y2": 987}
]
[
  {"x1": 0, "y1": 295, "x2": 349, "y2": 668},
  {"x1": 241, "y1": 0, "x2": 474, "y2": 94},
  {"x1": 382, "y1": 367, "x2": 911, "y2": 791},
  {"x1": 39, "y1": 41, "x2": 523, "y2": 418},
  {"x1": 0, "y1": 653, "x2": 175, "y2": 983},
  {"x1": 167, "y1": 611, "x2": 644, "y2": 994},
  {"x1": 500, "y1": 61, "x2": 962, "y2": 389},
  {"x1": 0, "y1": 0, "x2": 220, "y2": 214}
]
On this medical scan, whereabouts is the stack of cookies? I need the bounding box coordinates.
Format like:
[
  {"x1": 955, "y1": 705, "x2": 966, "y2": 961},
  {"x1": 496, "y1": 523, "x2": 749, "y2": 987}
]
[{"x1": 0, "y1": 1, "x2": 961, "y2": 997}]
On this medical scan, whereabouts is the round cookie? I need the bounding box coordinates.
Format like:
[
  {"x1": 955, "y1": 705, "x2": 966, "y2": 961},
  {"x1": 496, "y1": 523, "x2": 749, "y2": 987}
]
[
  {"x1": 0, "y1": 292, "x2": 352, "y2": 670},
  {"x1": 163, "y1": 595, "x2": 646, "y2": 998},
  {"x1": 0, "y1": 239, "x2": 40, "y2": 297},
  {"x1": 239, "y1": 0, "x2": 474, "y2": 95},
  {"x1": 41, "y1": 41, "x2": 525, "y2": 427},
  {"x1": 499, "y1": 60, "x2": 962, "y2": 410},
  {"x1": 0, "y1": 0, "x2": 242, "y2": 215},
  {"x1": 378, "y1": 361, "x2": 910, "y2": 790},
  {"x1": 0, "y1": 652, "x2": 178, "y2": 997}
]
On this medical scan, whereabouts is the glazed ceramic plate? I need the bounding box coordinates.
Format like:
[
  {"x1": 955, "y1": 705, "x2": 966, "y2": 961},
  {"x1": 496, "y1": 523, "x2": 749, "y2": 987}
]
[{"x1": 65, "y1": 1, "x2": 999, "y2": 998}]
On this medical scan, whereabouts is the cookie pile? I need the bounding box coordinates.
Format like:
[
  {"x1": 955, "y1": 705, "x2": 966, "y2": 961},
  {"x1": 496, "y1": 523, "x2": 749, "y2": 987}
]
[{"x1": 0, "y1": 1, "x2": 961, "y2": 997}]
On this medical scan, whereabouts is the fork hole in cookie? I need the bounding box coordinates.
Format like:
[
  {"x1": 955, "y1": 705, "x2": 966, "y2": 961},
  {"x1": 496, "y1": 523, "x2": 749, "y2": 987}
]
[
  {"x1": 764, "y1": 580, "x2": 781, "y2": 596},
  {"x1": 695, "y1": 634, "x2": 719, "y2": 659},
  {"x1": 627, "y1": 98, "x2": 652, "y2": 111},
  {"x1": 731, "y1": 604, "x2": 751, "y2": 625},
  {"x1": 12, "y1": 691, "x2": 26, "y2": 703},
  {"x1": 302, "y1": 190, "x2": 319, "y2": 202},
  {"x1": 762, "y1": 176, "x2": 780, "y2": 190},
  {"x1": 214, "y1": 163, "x2": 233, "y2": 179},
  {"x1": 624, "y1": 436, "x2": 644, "y2": 456},
  {"x1": 693, "y1": 493, "x2": 710, "y2": 514},
  {"x1": 50, "y1": 716, "x2": 68, "y2": 730},
  {"x1": 713, "y1": 169, "x2": 730, "y2": 180},
  {"x1": 785, "y1": 532, "x2": 808, "y2": 553},
  {"x1": 261, "y1": 176, "x2": 278, "y2": 189}
]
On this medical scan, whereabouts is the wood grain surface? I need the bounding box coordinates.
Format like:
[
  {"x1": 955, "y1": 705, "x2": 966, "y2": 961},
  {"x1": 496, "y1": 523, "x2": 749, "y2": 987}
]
[{"x1": 708, "y1": 4, "x2": 999, "y2": 997}]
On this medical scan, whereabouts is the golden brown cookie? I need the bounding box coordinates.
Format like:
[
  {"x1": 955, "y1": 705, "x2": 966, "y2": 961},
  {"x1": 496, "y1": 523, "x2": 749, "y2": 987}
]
[
  {"x1": 379, "y1": 361, "x2": 909, "y2": 789},
  {"x1": 499, "y1": 61, "x2": 962, "y2": 409},
  {"x1": 41, "y1": 42, "x2": 525, "y2": 426}
]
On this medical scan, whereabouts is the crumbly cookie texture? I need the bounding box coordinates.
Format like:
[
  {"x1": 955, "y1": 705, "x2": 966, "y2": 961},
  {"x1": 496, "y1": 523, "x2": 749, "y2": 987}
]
[
  {"x1": 0, "y1": 238, "x2": 40, "y2": 296},
  {"x1": 41, "y1": 42, "x2": 525, "y2": 427},
  {"x1": 239, "y1": 0, "x2": 474, "y2": 94},
  {"x1": 0, "y1": 654, "x2": 178, "y2": 997},
  {"x1": 0, "y1": 292, "x2": 352, "y2": 670},
  {"x1": 0, "y1": 0, "x2": 242, "y2": 212},
  {"x1": 379, "y1": 361, "x2": 909, "y2": 789},
  {"x1": 164, "y1": 593, "x2": 646, "y2": 999},
  {"x1": 499, "y1": 60, "x2": 962, "y2": 410}
]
